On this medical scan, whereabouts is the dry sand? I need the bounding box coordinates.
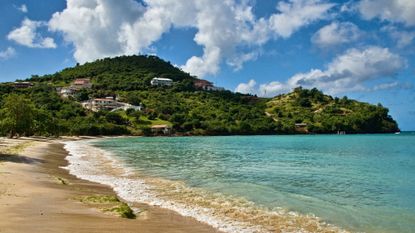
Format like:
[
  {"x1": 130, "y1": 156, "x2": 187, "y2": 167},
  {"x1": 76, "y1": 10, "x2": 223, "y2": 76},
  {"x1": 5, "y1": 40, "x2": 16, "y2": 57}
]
[{"x1": 0, "y1": 138, "x2": 221, "y2": 233}]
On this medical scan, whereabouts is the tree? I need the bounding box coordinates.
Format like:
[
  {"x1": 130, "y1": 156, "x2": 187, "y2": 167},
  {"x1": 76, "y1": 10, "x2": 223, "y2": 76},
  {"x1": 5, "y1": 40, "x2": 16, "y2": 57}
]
[
  {"x1": 299, "y1": 98, "x2": 312, "y2": 107},
  {"x1": 74, "y1": 89, "x2": 90, "y2": 102},
  {"x1": 125, "y1": 92, "x2": 141, "y2": 105},
  {"x1": 0, "y1": 94, "x2": 36, "y2": 138},
  {"x1": 105, "y1": 112, "x2": 127, "y2": 125},
  {"x1": 33, "y1": 108, "x2": 58, "y2": 136}
]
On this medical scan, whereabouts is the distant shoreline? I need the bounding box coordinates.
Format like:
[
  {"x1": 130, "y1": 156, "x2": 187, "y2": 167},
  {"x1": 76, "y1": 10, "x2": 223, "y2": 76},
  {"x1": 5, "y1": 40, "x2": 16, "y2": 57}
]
[
  {"x1": 61, "y1": 130, "x2": 405, "y2": 138},
  {"x1": 0, "y1": 131, "x2": 407, "y2": 143}
]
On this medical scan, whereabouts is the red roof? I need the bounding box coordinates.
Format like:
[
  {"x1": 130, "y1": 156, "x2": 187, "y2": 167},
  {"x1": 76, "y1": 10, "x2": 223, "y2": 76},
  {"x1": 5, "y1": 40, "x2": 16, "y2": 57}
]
[
  {"x1": 73, "y1": 78, "x2": 90, "y2": 85},
  {"x1": 14, "y1": 82, "x2": 33, "y2": 88},
  {"x1": 194, "y1": 79, "x2": 213, "y2": 88}
]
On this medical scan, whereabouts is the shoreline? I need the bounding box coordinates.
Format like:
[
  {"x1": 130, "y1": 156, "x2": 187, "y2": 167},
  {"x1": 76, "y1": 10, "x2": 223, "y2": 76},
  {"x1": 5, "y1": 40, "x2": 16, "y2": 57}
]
[
  {"x1": 63, "y1": 139, "x2": 266, "y2": 233},
  {"x1": 63, "y1": 137, "x2": 349, "y2": 233},
  {"x1": 0, "y1": 138, "x2": 220, "y2": 233}
]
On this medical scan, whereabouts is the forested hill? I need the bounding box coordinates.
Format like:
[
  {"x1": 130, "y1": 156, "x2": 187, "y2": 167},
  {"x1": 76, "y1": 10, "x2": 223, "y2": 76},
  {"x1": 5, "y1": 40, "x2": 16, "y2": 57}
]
[
  {"x1": 29, "y1": 55, "x2": 195, "y2": 90},
  {"x1": 0, "y1": 55, "x2": 399, "y2": 137},
  {"x1": 266, "y1": 87, "x2": 399, "y2": 133}
]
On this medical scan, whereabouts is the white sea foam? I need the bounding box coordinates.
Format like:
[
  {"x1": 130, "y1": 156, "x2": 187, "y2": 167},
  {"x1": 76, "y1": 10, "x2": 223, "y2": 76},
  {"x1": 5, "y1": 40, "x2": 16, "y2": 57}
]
[
  {"x1": 62, "y1": 140, "x2": 347, "y2": 233},
  {"x1": 62, "y1": 140, "x2": 265, "y2": 233}
]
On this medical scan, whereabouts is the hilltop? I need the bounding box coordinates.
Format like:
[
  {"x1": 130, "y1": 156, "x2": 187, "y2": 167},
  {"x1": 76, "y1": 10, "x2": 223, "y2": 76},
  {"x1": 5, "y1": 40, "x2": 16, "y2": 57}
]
[
  {"x1": 0, "y1": 55, "x2": 399, "y2": 137},
  {"x1": 30, "y1": 55, "x2": 193, "y2": 90},
  {"x1": 266, "y1": 87, "x2": 399, "y2": 134}
]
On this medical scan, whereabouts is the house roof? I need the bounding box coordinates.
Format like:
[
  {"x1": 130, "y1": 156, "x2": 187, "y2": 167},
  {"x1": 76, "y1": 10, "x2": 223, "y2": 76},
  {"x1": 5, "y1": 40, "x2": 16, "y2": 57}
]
[
  {"x1": 73, "y1": 78, "x2": 91, "y2": 85},
  {"x1": 194, "y1": 79, "x2": 213, "y2": 87},
  {"x1": 14, "y1": 82, "x2": 33, "y2": 85},
  {"x1": 151, "y1": 124, "x2": 171, "y2": 129},
  {"x1": 152, "y1": 77, "x2": 172, "y2": 81},
  {"x1": 94, "y1": 98, "x2": 115, "y2": 101}
]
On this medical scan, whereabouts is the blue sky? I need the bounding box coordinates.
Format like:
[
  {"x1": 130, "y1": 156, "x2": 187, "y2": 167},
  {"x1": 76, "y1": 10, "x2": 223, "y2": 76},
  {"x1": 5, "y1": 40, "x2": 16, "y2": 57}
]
[{"x1": 0, "y1": 0, "x2": 414, "y2": 130}]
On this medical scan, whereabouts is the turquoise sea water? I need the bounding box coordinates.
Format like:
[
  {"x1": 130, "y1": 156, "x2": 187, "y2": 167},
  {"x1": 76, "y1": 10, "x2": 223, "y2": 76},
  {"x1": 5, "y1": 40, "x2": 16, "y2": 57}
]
[{"x1": 92, "y1": 133, "x2": 415, "y2": 232}]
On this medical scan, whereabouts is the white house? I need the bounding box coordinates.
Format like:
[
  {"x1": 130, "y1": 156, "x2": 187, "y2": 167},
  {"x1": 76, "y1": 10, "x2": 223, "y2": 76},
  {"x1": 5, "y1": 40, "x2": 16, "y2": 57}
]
[
  {"x1": 151, "y1": 125, "x2": 172, "y2": 135},
  {"x1": 111, "y1": 103, "x2": 143, "y2": 112},
  {"x1": 82, "y1": 97, "x2": 119, "y2": 112},
  {"x1": 60, "y1": 87, "x2": 76, "y2": 98},
  {"x1": 150, "y1": 77, "x2": 173, "y2": 86}
]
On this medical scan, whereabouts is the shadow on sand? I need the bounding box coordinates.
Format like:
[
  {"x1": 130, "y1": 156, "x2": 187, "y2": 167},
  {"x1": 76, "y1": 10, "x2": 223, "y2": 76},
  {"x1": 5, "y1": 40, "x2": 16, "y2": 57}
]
[{"x1": 0, "y1": 153, "x2": 45, "y2": 164}]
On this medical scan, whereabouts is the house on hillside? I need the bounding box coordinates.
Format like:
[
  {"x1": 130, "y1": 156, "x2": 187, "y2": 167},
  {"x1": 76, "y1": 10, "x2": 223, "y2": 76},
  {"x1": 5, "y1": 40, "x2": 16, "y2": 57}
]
[
  {"x1": 72, "y1": 78, "x2": 92, "y2": 90},
  {"x1": 111, "y1": 103, "x2": 143, "y2": 112},
  {"x1": 13, "y1": 82, "x2": 33, "y2": 88},
  {"x1": 60, "y1": 87, "x2": 76, "y2": 98},
  {"x1": 151, "y1": 125, "x2": 172, "y2": 135},
  {"x1": 58, "y1": 78, "x2": 92, "y2": 98},
  {"x1": 295, "y1": 123, "x2": 308, "y2": 133},
  {"x1": 194, "y1": 79, "x2": 213, "y2": 90},
  {"x1": 295, "y1": 123, "x2": 307, "y2": 128},
  {"x1": 150, "y1": 77, "x2": 173, "y2": 86},
  {"x1": 193, "y1": 79, "x2": 224, "y2": 91},
  {"x1": 82, "y1": 97, "x2": 120, "y2": 112},
  {"x1": 81, "y1": 96, "x2": 144, "y2": 112}
]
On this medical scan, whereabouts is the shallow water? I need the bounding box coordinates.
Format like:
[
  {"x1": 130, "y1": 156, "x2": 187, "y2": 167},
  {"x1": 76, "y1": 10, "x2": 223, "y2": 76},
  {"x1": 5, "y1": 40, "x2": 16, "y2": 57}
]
[{"x1": 69, "y1": 133, "x2": 415, "y2": 232}]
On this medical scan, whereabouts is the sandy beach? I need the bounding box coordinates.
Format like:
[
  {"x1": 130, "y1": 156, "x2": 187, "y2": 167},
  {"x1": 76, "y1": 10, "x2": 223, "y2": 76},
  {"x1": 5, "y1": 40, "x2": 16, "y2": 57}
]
[{"x1": 0, "y1": 138, "x2": 220, "y2": 233}]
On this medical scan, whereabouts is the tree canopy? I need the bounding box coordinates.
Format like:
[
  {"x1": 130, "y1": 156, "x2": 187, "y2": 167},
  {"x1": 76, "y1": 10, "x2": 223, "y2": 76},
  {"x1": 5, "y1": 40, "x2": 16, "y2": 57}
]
[{"x1": 0, "y1": 94, "x2": 36, "y2": 137}]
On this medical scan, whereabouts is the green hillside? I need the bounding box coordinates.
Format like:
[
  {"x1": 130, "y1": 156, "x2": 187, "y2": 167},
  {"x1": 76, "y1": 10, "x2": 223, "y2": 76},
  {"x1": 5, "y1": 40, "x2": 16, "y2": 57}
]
[
  {"x1": 266, "y1": 87, "x2": 399, "y2": 133},
  {"x1": 30, "y1": 55, "x2": 193, "y2": 89},
  {"x1": 0, "y1": 55, "x2": 399, "y2": 137}
]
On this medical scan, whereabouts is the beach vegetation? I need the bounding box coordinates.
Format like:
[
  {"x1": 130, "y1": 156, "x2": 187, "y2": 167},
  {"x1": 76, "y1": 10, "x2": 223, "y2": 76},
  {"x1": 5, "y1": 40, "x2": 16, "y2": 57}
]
[
  {"x1": 105, "y1": 203, "x2": 136, "y2": 219},
  {"x1": 81, "y1": 194, "x2": 120, "y2": 204},
  {"x1": 80, "y1": 194, "x2": 136, "y2": 219}
]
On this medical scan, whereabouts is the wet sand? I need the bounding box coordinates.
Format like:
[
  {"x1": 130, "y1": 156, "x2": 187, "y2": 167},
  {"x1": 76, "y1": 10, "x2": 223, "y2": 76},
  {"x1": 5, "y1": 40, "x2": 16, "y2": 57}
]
[{"x1": 0, "y1": 138, "x2": 221, "y2": 233}]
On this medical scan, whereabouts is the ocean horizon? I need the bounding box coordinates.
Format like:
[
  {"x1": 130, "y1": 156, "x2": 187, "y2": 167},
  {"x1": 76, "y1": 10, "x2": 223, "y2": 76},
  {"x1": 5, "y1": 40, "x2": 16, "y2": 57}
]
[{"x1": 64, "y1": 133, "x2": 415, "y2": 233}]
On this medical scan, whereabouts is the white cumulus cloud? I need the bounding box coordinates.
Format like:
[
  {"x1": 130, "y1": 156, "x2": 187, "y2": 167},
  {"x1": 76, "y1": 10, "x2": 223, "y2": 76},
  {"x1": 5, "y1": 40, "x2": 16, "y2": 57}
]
[
  {"x1": 382, "y1": 26, "x2": 415, "y2": 48},
  {"x1": 235, "y1": 79, "x2": 289, "y2": 97},
  {"x1": 236, "y1": 46, "x2": 406, "y2": 97},
  {"x1": 181, "y1": 0, "x2": 265, "y2": 77},
  {"x1": 312, "y1": 21, "x2": 362, "y2": 48},
  {"x1": 0, "y1": 47, "x2": 16, "y2": 60},
  {"x1": 49, "y1": 0, "x2": 145, "y2": 63},
  {"x1": 259, "y1": 81, "x2": 290, "y2": 97},
  {"x1": 47, "y1": 0, "x2": 334, "y2": 78},
  {"x1": 287, "y1": 46, "x2": 405, "y2": 93},
  {"x1": 269, "y1": 0, "x2": 335, "y2": 38},
  {"x1": 7, "y1": 18, "x2": 56, "y2": 49},
  {"x1": 358, "y1": 0, "x2": 415, "y2": 26},
  {"x1": 235, "y1": 79, "x2": 257, "y2": 95}
]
